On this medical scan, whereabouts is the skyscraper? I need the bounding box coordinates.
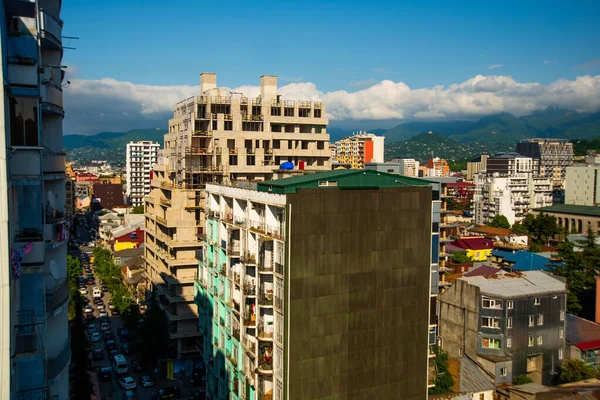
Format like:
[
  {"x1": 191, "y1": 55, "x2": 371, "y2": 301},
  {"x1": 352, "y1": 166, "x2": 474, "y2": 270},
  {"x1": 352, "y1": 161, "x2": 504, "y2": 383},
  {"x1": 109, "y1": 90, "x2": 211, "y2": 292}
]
[
  {"x1": 126, "y1": 140, "x2": 159, "y2": 207},
  {"x1": 0, "y1": 1, "x2": 70, "y2": 398}
]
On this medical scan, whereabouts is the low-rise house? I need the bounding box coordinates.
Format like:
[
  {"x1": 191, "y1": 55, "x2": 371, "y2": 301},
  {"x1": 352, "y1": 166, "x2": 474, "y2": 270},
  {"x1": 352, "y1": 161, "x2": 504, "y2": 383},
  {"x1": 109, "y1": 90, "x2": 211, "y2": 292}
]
[
  {"x1": 438, "y1": 270, "x2": 567, "y2": 385},
  {"x1": 565, "y1": 314, "x2": 600, "y2": 368},
  {"x1": 430, "y1": 357, "x2": 495, "y2": 400},
  {"x1": 113, "y1": 227, "x2": 144, "y2": 251},
  {"x1": 448, "y1": 237, "x2": 495, "y2": 261},
  {"x1": 113, "y1": 245, "x2": 144, "y2": 267},
  {"x1": 491, "y1": 250, "x2": 553, "y2": 272},
  {"x1": 468, "y1": 225, "x2": 529, "y2": 250},
  {"x1": 121, "y1": 255, "x2": 145, "y2": 300}
]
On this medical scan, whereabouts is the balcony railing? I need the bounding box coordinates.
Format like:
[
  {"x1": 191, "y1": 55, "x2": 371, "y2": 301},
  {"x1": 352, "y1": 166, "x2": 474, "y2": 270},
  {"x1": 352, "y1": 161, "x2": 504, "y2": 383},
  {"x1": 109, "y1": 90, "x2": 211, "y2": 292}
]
[
  {"x1": 46, "y1": 279, "x2": 70, "y2": 314},
  {"x1": 241, "y1": 252, "x2": 257, "y2": 265},
  {"x1": 258, "y1": 292, "x2": 273, "y2": 306},
  {"x1": 244, "y1": 314, "x2": 256, "y2": 326}
]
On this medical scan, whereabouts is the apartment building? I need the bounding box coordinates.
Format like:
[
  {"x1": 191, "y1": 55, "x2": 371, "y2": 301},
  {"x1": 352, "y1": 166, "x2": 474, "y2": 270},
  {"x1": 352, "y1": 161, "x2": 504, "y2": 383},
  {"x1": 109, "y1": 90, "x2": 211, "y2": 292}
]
[
  {"x1": 126, "y1": 140, "x2": 159, "y2": 206},
  {"x1": 438, "y1": 270, "x2": 567, "y2": 385},
  {"x1": 516, "y1": 138, "x2": 574, "y2": 188},
  {"x1": 486, "y1": 153, "x2": 538, "y2": 176},
  {"x1": 145, "y1": 73, "x2": 332, "y2": 359},
  {"x1": 466, "y1": 154, "x2": 489, "y2": 181},
  {"x1": 390, "y1": 157, "x2": 420, "y2": 177},
  {"x1": 332, "y1": 132, "x2": 385, "y2": 169},
  {"x1": 473, "y1": 173, "x2": 553, "y2": 226},
  {"x1": 0, "y1": 1, "x2": 70, "y2": 398},
  {"x1": 565, "y1": 165, "x2": 600, "y2": 206},
  {"x1": 196, "y1": 170, "x2": 433, "y2": 400},
  {"x1": 426, "y1": 157, "x2": 451, "y2": 177}
]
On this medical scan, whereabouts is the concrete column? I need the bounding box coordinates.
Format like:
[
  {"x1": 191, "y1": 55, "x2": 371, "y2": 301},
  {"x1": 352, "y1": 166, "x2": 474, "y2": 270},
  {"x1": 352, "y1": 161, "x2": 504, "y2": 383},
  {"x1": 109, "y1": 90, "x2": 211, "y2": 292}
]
[{"x1": 200, "y1": 73, "x2": 217, "y2": 94}]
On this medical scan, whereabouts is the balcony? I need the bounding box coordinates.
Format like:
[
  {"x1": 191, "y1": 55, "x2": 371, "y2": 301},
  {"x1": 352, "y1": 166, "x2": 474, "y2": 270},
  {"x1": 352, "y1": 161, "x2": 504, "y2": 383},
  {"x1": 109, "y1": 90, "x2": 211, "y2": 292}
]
[
  {"x1": 39, "y1": 8, "x2": 63, "y2": 50},
  {"x1": 160, "y1": 196, "x2": 172, "y2": 207},
  {"x1": 47, "y1": 337, "x2": 71, "y2": 379},
  {"x1": 9, "y1": 149, "x2": 41, "y2": 178},
  {"x1": 14, "y1": 310, "x2": 40, "y2": 355},
  {"x1": 258, "y1": 260, "x2": 273, "y2": 273},
  {"x1": 274, "y1": 262, "x2": 284, "y2": 275},
  {"x1": 227, "y1": 241, "x2": 240, "y2": 257},
  {"x1": 244, "y1": 313, "x2": 256, "y2": 326},
  {"x1": 42, "y1": 151, "x2": 66, "y2": 175},
  {"x1": 45, "y1": 220, "x2": 67, "y2": 249},
  {"x1": 258, "y1": 292, "x2": 273, "y2": 307},
  {"x1": 243, "y1": 284, "x2": 256, "y2": 297},
  {"x1": 46, "y1": 279, "x2": 69, "y2": 315},
  {"x1": 257, "y1": 359, "x2": 273, "y2": 375},
  {"x1": 41, "y1": 83, "x2": 63, "y2": 112},
  {"x1": 226, "y1": 350, "x2": 238, "y2": 367},
  {"x1": 241, "y1": 252, "x2": 257, "y2": 265}
]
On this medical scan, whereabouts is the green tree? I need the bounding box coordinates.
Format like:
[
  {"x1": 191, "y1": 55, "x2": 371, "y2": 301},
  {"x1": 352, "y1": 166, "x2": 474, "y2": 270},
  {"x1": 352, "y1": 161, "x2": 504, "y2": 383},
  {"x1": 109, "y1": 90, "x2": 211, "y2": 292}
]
[
  {"x1": 522, "y1": 213, "x2": 561, "y2": 245},
  {"x1": 67, "y1": 255, "x2": 83, "y2": 320},
  {"x1": 428, "y1": 346, "x2": 455, "y2": 394},
  {"x1": 139, "y1": 296, "x2": 170, "y2": 368},
  {"x1": 451, "y1": 250, "x2": 473, "y2": 264},
  {"x1": 511, "y1": 221, "x2": 529, "y2": 235},
  {"x1": 487, "y1": 214, "x2": 510, "y2": 229},
  {"x1": 560, "y1": 359, "x2": 595, "y2": 383},
  {"x1": 131, "y1": 205, "x2": 144, "y2": 214},
  {"x1": 513, "y1": 374, "x2": 533, "y2": 385}
]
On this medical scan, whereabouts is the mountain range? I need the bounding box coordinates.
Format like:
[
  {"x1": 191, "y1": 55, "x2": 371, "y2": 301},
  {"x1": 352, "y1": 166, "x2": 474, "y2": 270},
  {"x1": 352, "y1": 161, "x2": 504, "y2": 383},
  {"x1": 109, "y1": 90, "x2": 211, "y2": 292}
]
[{"x1": 64, "y1": 128, "x2": 166, "y2": 150}]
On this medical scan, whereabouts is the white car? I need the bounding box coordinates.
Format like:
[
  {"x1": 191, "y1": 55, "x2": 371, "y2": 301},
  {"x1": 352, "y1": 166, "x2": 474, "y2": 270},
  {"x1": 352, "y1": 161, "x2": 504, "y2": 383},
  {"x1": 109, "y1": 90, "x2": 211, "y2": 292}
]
[
  {"x1": 84, "y1": 306, "x2": 93, "y2": 314},
  {"x1": 119, "y1": 376, "x2": 136, "y2": 390},
  {"x1": 99, "y1": 310, "x2": 108, "y2": 318},
  {"x1": 140, "y1": 375, "x2": 154, "y2": 387},
  {"x1": 79, "y1": 288, "x2": 88, "y2": 295},
  {"x1": 90, "y1": 332, "x2": 101, "y2": 342},
  {"x1": 97, "y1": 304, "x2": 105, "y2": 311}
]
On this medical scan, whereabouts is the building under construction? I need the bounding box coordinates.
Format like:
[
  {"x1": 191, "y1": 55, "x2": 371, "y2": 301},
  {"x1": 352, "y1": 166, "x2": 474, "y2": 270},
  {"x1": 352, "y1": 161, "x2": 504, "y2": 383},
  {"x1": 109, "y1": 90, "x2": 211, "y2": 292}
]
[{"x1": 516, "y1": 138, "x2": 574, "y2": 188}]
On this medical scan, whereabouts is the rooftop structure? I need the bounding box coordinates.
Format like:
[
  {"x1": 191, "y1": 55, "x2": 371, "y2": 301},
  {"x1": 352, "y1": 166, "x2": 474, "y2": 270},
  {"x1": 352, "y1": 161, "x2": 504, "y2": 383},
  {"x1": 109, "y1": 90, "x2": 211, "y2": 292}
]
[{"x1": 460, "y1": 270, "x2": 565, "y2": 298}]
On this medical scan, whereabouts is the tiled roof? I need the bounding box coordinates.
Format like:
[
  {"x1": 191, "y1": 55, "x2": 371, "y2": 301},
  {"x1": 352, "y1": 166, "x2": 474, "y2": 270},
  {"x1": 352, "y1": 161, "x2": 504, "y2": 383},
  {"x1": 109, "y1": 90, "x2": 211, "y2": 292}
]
[
  {"x1": 566, "y1": 314, "x2": 600, "y2": 351},
  {"x1": 534, "y1": 204, "x2": 600, "y2": 218},
  {"x1": 124, "y1": 255, "x2": 145, "y2": 270},
  {"x1": 113, "y1": 246, "x2": 144, "y2": 258},
  {"x1": 468, "y1": 225, "x2": 514, "y2": 237},
  {"x1": 451, "y1": 237, "x2": 494, "y2": 251},
  {"x1": 460, "y1": 270, "x2": 566, "y2": 298},
  {"x1": 463, "y1": 265, "x2": 501, "y2": 277},
  {"x1": 456, "y1": 357, "x2": 495, "y2": 394}
]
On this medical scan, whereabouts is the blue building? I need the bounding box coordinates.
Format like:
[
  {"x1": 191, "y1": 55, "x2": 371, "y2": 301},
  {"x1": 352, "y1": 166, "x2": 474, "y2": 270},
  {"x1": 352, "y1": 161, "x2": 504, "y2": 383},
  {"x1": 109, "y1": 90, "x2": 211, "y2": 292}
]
[
  {"x1": 491, "y1": 250, "x2": 554, "y2": 272},
  {"x1": 0, "y1": 0, "x2": 69, "y2": 398}
]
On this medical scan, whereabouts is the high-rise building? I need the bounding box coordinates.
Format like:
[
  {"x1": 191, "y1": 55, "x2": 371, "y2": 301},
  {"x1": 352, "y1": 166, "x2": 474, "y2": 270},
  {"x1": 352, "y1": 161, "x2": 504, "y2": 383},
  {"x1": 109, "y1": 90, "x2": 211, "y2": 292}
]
[
  {"x1": 126, "y1": 140, "x2": 159, "y2": 207},
  {"x1": 485, "y1": 152, "x2": 538, "y2": 176},
  {"x1": 145, "y1": 73, "x2": 332, "y2": 360},
  {"x1": 332, "y1": 132, "x2": 385, "y2": 169},
  {"x1": 196, "y1": 170, "x2": 432, "y2": 400},
  {"x1": 565, "y1": 165, "x2": 600, "y2": 206},
  {"x1": 390, "y1": 157, "x2": 420, "y2": 177},
  {"x1": 516, "y1": 138, "x2": 574, "y2": 188},
  {"x1": 426, "y1": 157, "x2": 451, "y2": 177},
  {"x1": 466, "y1": 154, "x2": 489, "y2": 181},
  {"x1": 0, "y1": 1, "x2": 70, "y2": 398}
]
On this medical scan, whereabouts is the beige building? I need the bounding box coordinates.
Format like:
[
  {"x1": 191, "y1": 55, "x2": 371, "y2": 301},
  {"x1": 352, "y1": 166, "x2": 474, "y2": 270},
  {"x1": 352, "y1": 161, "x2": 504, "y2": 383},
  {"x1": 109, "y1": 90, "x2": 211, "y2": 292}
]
[
  {"x1": 332, "y1": 132, "x2": 385, "y2": 169},
  {"x1": 516, "y1": 138, "x2": 574, "y2": 188},
  {"x1": 145, "y1": 73, "x2": 332, "y2": 359},
  {"x1": 534, "y1": 204, "x2": 600, "y2": 234},
  {"x1": 466, "y1": 154, "x2": 489, "y2": 181},
  {"x1": 565, "y1": 165, "x2": 600, "y2": 206}
]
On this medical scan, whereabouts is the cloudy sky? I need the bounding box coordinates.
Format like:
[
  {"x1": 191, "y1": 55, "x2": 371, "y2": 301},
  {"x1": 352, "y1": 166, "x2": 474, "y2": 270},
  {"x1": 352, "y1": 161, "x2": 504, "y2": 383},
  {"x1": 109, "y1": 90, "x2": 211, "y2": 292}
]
[{"x1": 61, "y1": 0, "x2": 600, "y2": 134}]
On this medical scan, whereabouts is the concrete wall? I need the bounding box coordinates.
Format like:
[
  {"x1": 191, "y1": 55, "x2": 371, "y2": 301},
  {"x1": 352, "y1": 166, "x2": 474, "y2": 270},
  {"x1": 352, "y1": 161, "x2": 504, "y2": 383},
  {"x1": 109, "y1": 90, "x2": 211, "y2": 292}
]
[
  {"x1": 565, "y1": 166, "x2": 600, "y2": 206},
  {"x1": 285, "y1": 186, "x2": 432, "y2": 400}
]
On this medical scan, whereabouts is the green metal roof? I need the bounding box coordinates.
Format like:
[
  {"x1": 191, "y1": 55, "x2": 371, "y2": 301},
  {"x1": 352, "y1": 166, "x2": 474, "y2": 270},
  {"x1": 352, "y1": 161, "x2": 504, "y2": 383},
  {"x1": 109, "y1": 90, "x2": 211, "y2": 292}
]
[
  {"x1": 534, "y1": 204, "x2": 600, "y2": 218},
  {"x1": 257, "y1": 169, "x2": 430, "y2": 194}
]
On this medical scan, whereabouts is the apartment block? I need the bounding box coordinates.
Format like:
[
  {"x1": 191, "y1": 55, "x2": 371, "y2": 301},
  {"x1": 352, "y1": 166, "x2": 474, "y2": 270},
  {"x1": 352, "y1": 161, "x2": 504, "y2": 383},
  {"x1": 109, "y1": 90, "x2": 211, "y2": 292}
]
[
  {"x1": 565, "y1": 165, "x2": 600, "y2": 206},
  {"x1": 426, "y1": 157, "x2": 451, "y2": 177},
  {"x1": 126, "y1": 140, "x2": 159, "y2": 206},
  {"x1": 0, "y1": 1, "x2": 70, "y2": 398},
  {"x1": 332, "y1": 132, "x2": 385, "y2": 169},
  {"x1": 196, "y1": 170, "x2": 432, "y2": 400},
  {"x1": 438, "y1": 270, "x2": 567, "y2": 385},
  {"x1": 466, "y1": 154, "x2": 489, "y2": 181},
  {"x1": 485, "y1": 152, "x2": 538, "y2": 176},
  {"x1": 516, "y1": 138, "x2": 574, "y2": 188},
  {"x1": 390, "y1": 157, "x2": 420, "y2": 177}
]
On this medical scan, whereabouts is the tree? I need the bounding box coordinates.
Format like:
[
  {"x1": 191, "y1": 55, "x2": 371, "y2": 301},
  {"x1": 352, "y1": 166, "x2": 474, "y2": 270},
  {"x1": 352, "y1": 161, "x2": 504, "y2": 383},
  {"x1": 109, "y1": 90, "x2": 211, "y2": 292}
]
[
  {"x1": 523, "y1": 213, "x2": 561, "y2": 245},
  {"x1": 511, "y1": 221, "x2": 529, "y2": 235},
  {"x1": 560, "y1": 359, "x2": 595, "y2": 383},
  {"x1": 513, "y1": 374, "x2": 533, "y2": 385},
  {"x1": 428, "y1": 346, "x2": 455, "y2": 394},
  {"x1": 487, "y1": 214, "x2": 510, "y2": 229},
  {"x1": 131, "y1": 205, "x2": 144, "y2": 214},
  {"x1": 67, "y1": 255, "x2": 83, "y2": 320},
  {"x1": 451, "y1": 250, "x2": 473, "y2": 264}
]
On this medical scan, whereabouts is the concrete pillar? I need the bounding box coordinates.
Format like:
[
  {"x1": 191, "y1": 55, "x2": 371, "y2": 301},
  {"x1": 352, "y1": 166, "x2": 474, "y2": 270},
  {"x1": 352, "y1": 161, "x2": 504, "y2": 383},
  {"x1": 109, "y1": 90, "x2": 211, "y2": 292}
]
[
  {"x1": 200, "y1": 73, "x2": 217, "y2": 94},
  {"x1": 260, "y1": 75, "x2": 278, "y2": 100}
]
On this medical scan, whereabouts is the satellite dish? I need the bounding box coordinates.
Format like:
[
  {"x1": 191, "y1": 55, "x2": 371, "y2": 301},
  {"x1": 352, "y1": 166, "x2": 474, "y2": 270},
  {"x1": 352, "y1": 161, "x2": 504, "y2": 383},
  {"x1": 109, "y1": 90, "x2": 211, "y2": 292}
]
[
  {"x1": 49, "y1": 259, "x2": 61, "y2": 279},
  {"x1": 47, "y1": 191, "x2": 57, "y2": 211}
]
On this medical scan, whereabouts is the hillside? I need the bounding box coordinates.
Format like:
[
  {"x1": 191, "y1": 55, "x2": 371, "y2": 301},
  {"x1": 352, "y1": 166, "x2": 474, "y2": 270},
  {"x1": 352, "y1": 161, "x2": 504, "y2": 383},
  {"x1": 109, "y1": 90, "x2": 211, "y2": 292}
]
[
  {"x1": 385, "y1": 132, "x2": 511, "y2": 163},
  {"x1": 64, "y1": 128, "x2": 166, "y2": 150}
]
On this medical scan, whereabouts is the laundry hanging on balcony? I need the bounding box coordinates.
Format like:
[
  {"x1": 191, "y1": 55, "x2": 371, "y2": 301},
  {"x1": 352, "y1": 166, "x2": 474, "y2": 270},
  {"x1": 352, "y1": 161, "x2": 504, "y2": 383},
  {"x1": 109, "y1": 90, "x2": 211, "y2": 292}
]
[{"x1": 10, "y1": 242, "x2": 34, "y2": 279}]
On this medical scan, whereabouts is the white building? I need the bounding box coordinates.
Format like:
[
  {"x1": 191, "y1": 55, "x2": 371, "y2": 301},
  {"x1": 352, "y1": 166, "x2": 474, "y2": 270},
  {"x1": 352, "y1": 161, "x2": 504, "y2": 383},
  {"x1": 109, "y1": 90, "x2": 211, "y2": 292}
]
[
  {"x1": 473, "y1": 173, "x2": 553, "y2": 225},
  {"x1": 565, "y1": 165, "x2": 600, "y2": 206},
  {"x1": 333, "y1": 132, "x2": 385, "y2": 168},
  {"x1": 126, "y1": 141, "x2": 159, "y2": 206},
  {"x1": 391, "y1": 157, "x2": 420, "y2": 177},
  {"x1": 1, "y1": 1, "x2": 70, "y2": 398}
]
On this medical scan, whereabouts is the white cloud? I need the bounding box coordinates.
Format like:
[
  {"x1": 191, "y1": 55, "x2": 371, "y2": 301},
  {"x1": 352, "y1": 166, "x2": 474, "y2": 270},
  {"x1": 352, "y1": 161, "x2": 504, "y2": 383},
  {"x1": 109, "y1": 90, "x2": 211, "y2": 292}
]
[
  {"x1": 348, "y1": 78, "x2": 378, "y2": 88},
  {"x1": 488, "y1": 64, "x2": 504, "y2": 70},
  {"x1": 542, "y1": 60, "x2": 553, "y2": 65},
  {"x1": 63, "y1": 74, "x2": 600, "y2": 134}
]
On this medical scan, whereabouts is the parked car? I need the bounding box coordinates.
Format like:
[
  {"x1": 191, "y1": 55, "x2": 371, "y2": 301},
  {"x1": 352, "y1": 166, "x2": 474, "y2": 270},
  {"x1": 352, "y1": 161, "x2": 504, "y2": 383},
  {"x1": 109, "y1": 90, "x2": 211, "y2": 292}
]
[
  {"x1": 103, "y1": 331, "x2": 113, "y2": 341},
  {"x1": 79, "y1": 288, "x2": 88, "y2": 295},
  {"x1": 106, "y1": 340, "x2": 116, "y2": 350},
  {"x1": 110, "y1": 309, "x2": 120, "y2": 316},
  {"x1": 109, "y1": 349, "x2": 119, "y2": 357},
  {"x1": 93, "y1": 349, "x2": 104, "y2": 360},
  {"x1": 140, "y1": 376, "x2": 154, "y2": 388},
  {"x1": 97, "y1": 304, "x2": 105, "y2": 311},
  {"x1": 152, "y1": 387, "x2": 181, "y2": 399},
  {"x1": 122, "y1": 390, "x2": 136, "y2": 400},
  {"x1": 119, "y1": 376, "x2": 137, "y2": 390},
  {"x1": 131, "y1": 360, "x2": 143, "y2": 372},
  {"x1": 102, "y1": 285, "x2": 109, "y2": 292},
  {"x1": 121, "y1": 343, "x2": 130, "y2": 355},
  {"x1": 101, "y1": 322, "x2": 110, "y2": 331},
  {"x1": 99, "y1": 310, "x2": 108, "y2": 318},
  {"x1": 90, "y1": 333, "x2": 101, "y2": 342},
  {"x1": 93, "y1": 298, "x2": 102, "y2": 305},
  {"x1": 84, "y1": 306, "x2": 93, "y2": 314},
  {"x1": 86, "y1": 324, "x2": 96, "y2": 334},
  {"x1": 99, "y1": 367, "x2": 112, "y2": 382},
  {"x1": 87, "y1": 279, "x2": 95, "y2": 285}
]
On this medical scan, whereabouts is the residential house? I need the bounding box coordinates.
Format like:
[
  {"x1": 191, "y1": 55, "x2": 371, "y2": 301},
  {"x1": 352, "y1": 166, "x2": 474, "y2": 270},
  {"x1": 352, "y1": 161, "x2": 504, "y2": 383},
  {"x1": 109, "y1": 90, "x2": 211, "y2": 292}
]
[
  {"x1": 448, "y1": 237, "x2": 495, "y2": 261},
  {"x1": 113, "y1": 228, "x2": 144, "y2": 252},
  {"x1": 113, "y1": 246, "x2": 144, "y2": 267},
  {"x1": 431, "y1": 357, "x2": 495, "y2": 400},
  {"x1": 565, "y1": 314, "x2": 600, "y2": 369},
  {"x1": 121, "y1": 255, "x2": 145, "y2": 300},
  {"x1": 490, "y1": 250, "x2": 553, "y2": 272}
]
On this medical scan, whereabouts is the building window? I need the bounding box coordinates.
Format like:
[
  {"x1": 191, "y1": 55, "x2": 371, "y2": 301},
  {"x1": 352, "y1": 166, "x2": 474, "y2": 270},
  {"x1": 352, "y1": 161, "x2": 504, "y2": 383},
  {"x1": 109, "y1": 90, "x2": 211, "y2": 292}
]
[
  {"x1": 528, "y1": 315, "x2": 534, "y2": 327},
  {"x1": 10, "y1": 97, "x2": 39, "y2": 147},
  {"x1": 246, "y1": 156, "x2": 255, "y2": 166},
  {"x1": 559, "y1": 328, "x2": 564, "y2": 338},
  {"x1": 482, "y1": 297, "x2": 502, "y2": 309},
  {"x1": 481, "y1": 317, "x2": 500, "y2": 329},
  {"x1": 271, "y1": 107, "x2": 281, "y2": 116},
  {"x1": 284, "y1": 107, "x2": 294, "y2": 117},
  {"x1": 482, "y1": 337, "x2": 501, "y2": 349},
  {"x1": 507, "y1": 337, "x2": 512, "y2": 348},
  {"x1": 507, "y1": 300, "x2": 514, "y2": 309},
  {"x1": 528, "y1": 336, "x2": 534, "y2": 347},
  {"x1": 560, "y1": 310, "x2": 565, "y2": 321},
  {"x1": 536, "y1": 314, "x2": 543, "y2": 326},
  {"x1": 534, "y1": 297, "x2": 540, "y2": 305},
  {"x1": 314, "y1": 109, "x2": 322, "y2": 118},
  {"x1": 224, "y1": 121, "x2": 233, "y2": 131},
  {"x1": 559, "y1": 348, "x2": 563, "y2": 360},
  {"x1": 507, "y1": 317, "x2": 513, "y2": 329},
  {"x1": 500, "y1": 367, "x2": 507, "y2": 376},
  {"x1": 537, "y1": 334, "x2": 543, "y2": 345}
]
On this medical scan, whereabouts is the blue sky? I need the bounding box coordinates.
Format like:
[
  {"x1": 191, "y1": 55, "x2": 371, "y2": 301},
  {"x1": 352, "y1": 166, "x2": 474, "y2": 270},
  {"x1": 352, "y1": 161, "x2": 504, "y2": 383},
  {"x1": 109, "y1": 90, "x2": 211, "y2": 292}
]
[{"x1": 61, "y1": 0, "x2": 600, "y2": 133}]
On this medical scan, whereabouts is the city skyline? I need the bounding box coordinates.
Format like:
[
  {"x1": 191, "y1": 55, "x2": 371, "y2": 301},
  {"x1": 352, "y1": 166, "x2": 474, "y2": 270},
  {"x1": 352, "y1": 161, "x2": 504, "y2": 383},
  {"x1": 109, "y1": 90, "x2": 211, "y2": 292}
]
[{"x1": 61, "y1": 0, "x2": 600, "y2": 134}]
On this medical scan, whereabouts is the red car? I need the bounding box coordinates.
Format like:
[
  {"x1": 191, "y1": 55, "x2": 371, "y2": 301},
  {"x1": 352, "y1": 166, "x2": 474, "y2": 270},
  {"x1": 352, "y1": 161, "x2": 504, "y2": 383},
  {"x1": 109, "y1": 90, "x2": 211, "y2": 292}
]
[{"x1": 87, "y1": 279, "x2": 95, "y2": 285}]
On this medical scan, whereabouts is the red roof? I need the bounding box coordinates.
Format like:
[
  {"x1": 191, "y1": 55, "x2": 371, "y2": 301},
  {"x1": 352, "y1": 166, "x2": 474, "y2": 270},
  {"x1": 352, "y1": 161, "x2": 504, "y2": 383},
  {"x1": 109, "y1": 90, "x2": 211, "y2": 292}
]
[
  {"x1": 575, "y1": 339, "x2": 600, "y2": 351},
  {"x1": 463, "y1": 265, "x2": 501, "y2": 277},
  {"x1": 114, "y1": 228, "x2": 144, "y2": 247},
  {"x1": 451, "y1": 237, "x2": 495, "y2": 251},
  {"x1": 446, "y1": 182, "x2": 476, "y2": 188}
]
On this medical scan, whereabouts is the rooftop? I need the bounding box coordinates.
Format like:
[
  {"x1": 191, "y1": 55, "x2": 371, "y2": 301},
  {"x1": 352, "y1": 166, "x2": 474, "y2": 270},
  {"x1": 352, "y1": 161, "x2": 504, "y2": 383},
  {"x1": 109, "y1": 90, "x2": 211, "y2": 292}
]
[
  {"x1": 491, "y1": 152, "x2": 531, "y2": 159},
  {"x1": 463, "y1": 265, "x2": 501, "y2": 277},
  {"x1": 113, "y1": 246, "x2": 144, "y2": 258},
  {"x1": 566, "y1": 314, "x2": 600, "y2": 351},
  {"x1": 534, "y1": 204, "x2": 600, "y2": 218},
  {"x1": 451, "y1": 237, "x2": 495, "y2": 251},
  {"x1": 257, "y1": 169, "x2": 430, "y2": 195},
  {"x1": 459, "y1": 270, "x2": 566, "y2": 298},
  {"x1": 492, "y1": 249, "x2": 553, "y2": 272},
  {"x1": 468, "y1": 225, "x2": 514, "y2": 237},
  {"x1": 449, "y1": 357, "x2": 495, "y2": 395},
  {"x1": 114, "y1": 227, "x2": 144, "y2": 246}
]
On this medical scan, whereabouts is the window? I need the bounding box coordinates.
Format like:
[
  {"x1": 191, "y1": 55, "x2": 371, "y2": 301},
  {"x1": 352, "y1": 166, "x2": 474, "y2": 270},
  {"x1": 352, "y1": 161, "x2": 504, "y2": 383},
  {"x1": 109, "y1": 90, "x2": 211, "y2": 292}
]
[
  {"x1": 299, "y1": 108, "x2": 310, "y2": 117},
  {"x1": 559, "y1": 328, "x2": 564, "y2": 338},
  {"x1": 534, "y1": 297, "x2": 540, "y2": 305},
  {"x1": 284, "y1": 107, "x2": 294, "y2": 117},
  {"x1": 475, "y1": 251, "x2": 480, "y2": 259},
  {"x1": 229, "y1": 155, "x2": 238, "y2": 166},
  {"x1": 537, "y1": 314, "x2": 544, "y2": 326},
  {"x1": 507, "y1": 317, "x2": 513, "y2": 329},
  {"x1": 482, "y1": 297, "x2": 502, "y2": 309},
  {"x1": 507, "y1": 300, "x2": 514, "y2": 309},
  {"x1": 480, "y1": 395, "x2": 485, "y2": 400},
  {"x1": 507, "y1": 337, "x2": 512, "y2": 348},
  {"x1": 528, "y1": 315, "x2": 534, "y2": 327},
  {"x1": 481, "y1": 317, "x2": 500, "y2": 329},
  {"x1": 528, "y1": 336, "x2": 534, "y2": 347},
  {"x1": 10, "y1": 97, "x2": 39, "y2": 147},
  {"x1": 500, "y1": 367, "x2": 507, "y2": 376},
  {"x1": 558, "y1": 348, "x2": 563, "y2": 360},
  {"x1": 246, "y1": 156, "x2": 255, "y2": 166},
  {"x1": 537, "y1": 334, "x2": 543, "y2": 345},
  {"x1": 224, "y1": 121, "x2": 233, "y2": 131},
  {"x1": 273, "y1": 139, "x2": 280, "y2": 149},
  {"x1": 314, "y1": 109, "x2": 322, "y2": 118},
  {"x1": 271, "y1": 107, "x2": 281, "y2": 116},
  {"x1": 560, "y1": 310, "x2": 565, "y2": 321},
  {"x1": 481, "y1": 337, "x2": 501, "y2": 349}
]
